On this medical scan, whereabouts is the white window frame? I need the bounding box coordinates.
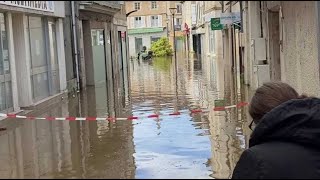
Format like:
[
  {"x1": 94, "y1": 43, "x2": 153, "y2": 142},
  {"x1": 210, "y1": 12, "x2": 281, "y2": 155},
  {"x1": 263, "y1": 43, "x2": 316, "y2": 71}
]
[
  {"x1": 175, "y1": 18, "x2": 182, "y2": 25},
  {"x1": 151, "y1": 1, "x2": 157, "y2": 9},
  {"x1": 151, "y1": 15, "x2": 159, "y2": 27},
  {"x1": 175, "y1": 18, "x2": 182, "y2": 30},
  {"x1": 134, "y1": 2, "x2": 141, "y2": 10},
  {"x1": 134, "y1": 16, "x2": 142, "y2": 28}
]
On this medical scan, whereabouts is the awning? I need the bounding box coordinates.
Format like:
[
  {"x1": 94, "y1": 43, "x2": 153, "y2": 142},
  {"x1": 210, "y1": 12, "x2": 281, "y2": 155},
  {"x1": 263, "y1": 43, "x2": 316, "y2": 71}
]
[
  {"x1": 79, "y1": 1, "x2": 121, "y2": 15},
  {"x1": 128, "y1": 27, "x2": 165, "y2": 35}
]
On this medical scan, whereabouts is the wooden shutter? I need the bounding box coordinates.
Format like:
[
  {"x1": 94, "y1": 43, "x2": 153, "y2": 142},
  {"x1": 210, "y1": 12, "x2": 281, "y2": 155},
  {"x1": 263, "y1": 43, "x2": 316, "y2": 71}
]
[
  {"x1": 141, "y1": 16, "x2": 146, "y2": 27},
  {"x1": 130, "y1": 17, "x2": 135, "y2": 28},
  {"x1": 158, "y1": 15, "x2": 162, "y2": 27},
  {"x1": 147, "y1": 16, "x2": 151, "y2": 27}
]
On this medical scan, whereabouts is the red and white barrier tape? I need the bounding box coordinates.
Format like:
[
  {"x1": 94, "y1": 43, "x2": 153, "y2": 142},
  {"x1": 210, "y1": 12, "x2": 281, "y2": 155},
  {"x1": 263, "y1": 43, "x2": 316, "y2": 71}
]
[{"x1": 0, "y1": 102, "x2": 249, "y2": 121}]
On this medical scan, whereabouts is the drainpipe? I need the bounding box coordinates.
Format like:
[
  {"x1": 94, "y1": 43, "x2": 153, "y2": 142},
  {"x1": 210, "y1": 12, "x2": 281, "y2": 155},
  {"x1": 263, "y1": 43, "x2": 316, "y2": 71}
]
[
  {"x1": 71, "y1": 1, "x2": 80, "y2": 92},
  {"x1": 240, "y1": 1, "x2": 243, "y2": 33}
]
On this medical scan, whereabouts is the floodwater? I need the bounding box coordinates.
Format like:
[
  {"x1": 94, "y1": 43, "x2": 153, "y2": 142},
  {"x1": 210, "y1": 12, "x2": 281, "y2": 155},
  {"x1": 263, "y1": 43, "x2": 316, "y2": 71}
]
[{"x1": 0, "y1": 53, "x2": 253, "y2": 179}]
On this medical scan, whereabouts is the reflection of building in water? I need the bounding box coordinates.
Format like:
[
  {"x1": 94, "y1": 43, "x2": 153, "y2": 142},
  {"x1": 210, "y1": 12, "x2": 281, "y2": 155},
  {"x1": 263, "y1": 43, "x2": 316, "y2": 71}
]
[
  {"x1": 0, "y1": 77, "x2": 135, "y2": 178},
  {"x1": 0, "y1": 102, "x2": 71, "y2": 178},
  {"x1": 208, "y1": 108, "x2": 247, "y2": 179},
  {"x1": 130, "y1": 58, "x2": 178, "y2": 111},
  {"x1": 184, "y1": 55, "x2": 219, "y2": 110},
  {"x1": 204, "y1": 52, "x2": 251, "y2": 178}
]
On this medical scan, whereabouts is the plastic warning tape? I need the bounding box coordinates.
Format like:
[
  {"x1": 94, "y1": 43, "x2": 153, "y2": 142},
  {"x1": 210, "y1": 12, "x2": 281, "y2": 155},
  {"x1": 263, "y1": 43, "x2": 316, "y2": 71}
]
[{"x1": 0, "y1": 102, "x2": 249, "y2": 121}]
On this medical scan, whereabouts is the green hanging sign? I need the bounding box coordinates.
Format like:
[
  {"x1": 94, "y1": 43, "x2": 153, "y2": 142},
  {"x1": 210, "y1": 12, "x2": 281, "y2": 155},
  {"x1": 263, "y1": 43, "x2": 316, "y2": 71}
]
[{"x1": 211, "y1": 18, "x2": 224, "y2": 31}]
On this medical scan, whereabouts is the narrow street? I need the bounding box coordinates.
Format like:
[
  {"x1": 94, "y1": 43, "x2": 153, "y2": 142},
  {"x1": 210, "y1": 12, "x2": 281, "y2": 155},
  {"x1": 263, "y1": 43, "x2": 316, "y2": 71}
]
[
  {"x1": 0, "y1": 52, "x2": 252, "y2": 179},
  {"x1": 0, "y1": 1, "x2": 318, "y2": 179}
]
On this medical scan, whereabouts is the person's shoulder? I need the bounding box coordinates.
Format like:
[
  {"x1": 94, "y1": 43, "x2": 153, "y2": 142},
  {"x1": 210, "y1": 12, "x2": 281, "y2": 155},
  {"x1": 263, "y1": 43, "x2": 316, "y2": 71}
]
[{"x1": 249, "y1": 141, "x2": 317, "y2": 163}]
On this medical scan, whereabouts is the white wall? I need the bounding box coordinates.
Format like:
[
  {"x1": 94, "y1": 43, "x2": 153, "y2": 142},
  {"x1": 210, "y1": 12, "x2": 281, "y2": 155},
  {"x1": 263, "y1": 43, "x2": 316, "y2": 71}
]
[
  {"x1": 281, "y1": 1, "x2": 320, "y2": 96},
  {"x1": 128, "y1": 31, "x2": 167, "y2": 57},
  {"x1": 56, "y1": 18, "x2": 67, "y2": 92},
  {"x1": 243, "y1": 1, "x2": 320, "y2": 96},
  {"x1": 6, "y1": 13, "x2": 19, "y2": 111}
]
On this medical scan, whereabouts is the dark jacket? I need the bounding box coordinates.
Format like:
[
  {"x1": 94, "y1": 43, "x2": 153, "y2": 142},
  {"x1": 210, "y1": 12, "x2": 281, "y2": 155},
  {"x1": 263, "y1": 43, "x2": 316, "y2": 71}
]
[{"x1": 232, "y1": 98, "x2": 320, "y2": 179}]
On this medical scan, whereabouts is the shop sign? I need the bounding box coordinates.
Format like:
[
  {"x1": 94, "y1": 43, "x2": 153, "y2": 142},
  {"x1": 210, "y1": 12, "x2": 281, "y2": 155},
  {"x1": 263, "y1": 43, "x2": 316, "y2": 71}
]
[
  {"x1": 211, "y1": 18, "x2": 224, "y2": 30},
  {"x1": 220, "y1": 12, "x2": 241, "y2": 25},
  {"x1": 0, "y1": 1, "x2": 54, "y2": 12}
]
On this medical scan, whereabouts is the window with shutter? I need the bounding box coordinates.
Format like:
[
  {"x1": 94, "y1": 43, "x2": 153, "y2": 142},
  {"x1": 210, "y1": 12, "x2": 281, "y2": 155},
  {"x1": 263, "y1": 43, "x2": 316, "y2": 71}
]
[
  {"x1": 134, "y1": 17, "x2": 142, "y2": 28},
  {"x1": 147, "y1": 16, "x2": 152, "y2": 27},
  {"x1": 130, "y1": 17, "x2": 135, "y2": 28},
  {"x1": 151, "y1": 16, "x2": 158, "y2": 27},
  {"x1": 141, "y1": 16, "x2": 146, "y2": 27}
]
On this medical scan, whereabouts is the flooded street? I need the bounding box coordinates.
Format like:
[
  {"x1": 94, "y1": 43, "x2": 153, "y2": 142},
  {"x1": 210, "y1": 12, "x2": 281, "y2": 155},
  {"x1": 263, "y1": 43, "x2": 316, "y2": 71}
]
[{"x1": 0, "y1": 53, "x2": 253, "y2": 179}]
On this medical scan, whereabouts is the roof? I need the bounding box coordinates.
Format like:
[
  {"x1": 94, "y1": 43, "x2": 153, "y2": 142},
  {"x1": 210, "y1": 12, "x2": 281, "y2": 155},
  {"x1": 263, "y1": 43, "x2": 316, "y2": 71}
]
[{"x1": 128, "y1": 27, "x2": 165, "y2": 35}]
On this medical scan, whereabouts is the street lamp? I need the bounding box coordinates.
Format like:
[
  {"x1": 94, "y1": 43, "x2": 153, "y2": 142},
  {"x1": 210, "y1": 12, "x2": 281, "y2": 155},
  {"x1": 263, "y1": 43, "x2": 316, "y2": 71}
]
[
  {"x1": 169, "y1": 7, "x2": 177, "y2": 61},
  {"x1": 169, "y1": 7, "x2": 178, "y2": 113}
]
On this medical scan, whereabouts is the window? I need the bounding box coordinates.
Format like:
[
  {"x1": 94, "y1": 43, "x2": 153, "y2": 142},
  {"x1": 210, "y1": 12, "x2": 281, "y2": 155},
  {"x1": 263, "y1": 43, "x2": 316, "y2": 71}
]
[
  {"x1": 151, "y1": 1, "x2": 157, "y2": 9},
  {"x1": 151, "y1": 15, "x2": 158, "y2": 27},
  {"x1": 28, "y1": 16, "x2": 61, "y2": 101},
  {"x1": 175, "y1": 18, "x2": 182, "y2": 30},
  {"x1": 191, "y1": 4, "x2": 196, "y2": 25},
  {"x1": 0, "y1": 13, "x2": 13, "y2": 111},
  {"x1": 134, "y1": 16, "x2": 142, "y2": 28},
  {"x1": 151, "y1": 37, "x2": 160, "y2": 43},
  {"x1": 177, "y1": 4, "x2": 182, "y2": 14},
  {"x1": 134, "y1": 2, "x2": 140, "y2": 10},
  {"x1": 176, "y1": 18, "x2": 182, "y2": 25}
]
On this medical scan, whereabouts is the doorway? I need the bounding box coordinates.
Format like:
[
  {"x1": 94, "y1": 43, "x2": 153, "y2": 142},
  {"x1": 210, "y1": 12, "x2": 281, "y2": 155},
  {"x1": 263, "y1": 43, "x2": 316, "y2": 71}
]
[
  {"x1": 268, "y1": 11, "x2": 281, "y2": 81},
  {"x1": 135, "y1": 37, "x2": 143, "y2": 55},
  {"x1": 192, "y1": 34, "x2": 202, "y2": 55},
  {"x1": 91, "y1": 29, "x2": 107, "y2": 84}
]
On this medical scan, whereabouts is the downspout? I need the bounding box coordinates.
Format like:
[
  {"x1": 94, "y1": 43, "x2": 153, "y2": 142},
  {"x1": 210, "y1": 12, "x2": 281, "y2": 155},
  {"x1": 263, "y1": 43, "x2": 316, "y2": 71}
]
[
  {"x1": 71, "y1": 1, "x2": 80, "y2": 92},
  {"x1": 240, "y1": 1, "x2": 243, "y2": 33},
  {"x1": 259, "y1": 1, "x2": 263, "y2": 37},
  {"x1": 316, "y1": 1, "x2": 320, "y2": 88}
]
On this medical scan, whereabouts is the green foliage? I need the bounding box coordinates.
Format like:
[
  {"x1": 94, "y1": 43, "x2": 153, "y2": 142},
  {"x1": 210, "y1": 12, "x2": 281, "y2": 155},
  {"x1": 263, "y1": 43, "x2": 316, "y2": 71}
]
[{"x1": 150, "y1": 37, "x2": 173, "y2": 57}]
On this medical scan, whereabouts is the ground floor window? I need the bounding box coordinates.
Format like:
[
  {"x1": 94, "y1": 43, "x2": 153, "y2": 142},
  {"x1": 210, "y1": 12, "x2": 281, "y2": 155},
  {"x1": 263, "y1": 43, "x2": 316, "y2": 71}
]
[
  {"x1": 0, "y1": 13, "x2": 13, "y2": 112},
  {"x1": 27, "y1": 16, "x2": 60, "y2": 102},
  {"x1": 151, "y1": 37, "x2": 160, "y2": 44}
]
